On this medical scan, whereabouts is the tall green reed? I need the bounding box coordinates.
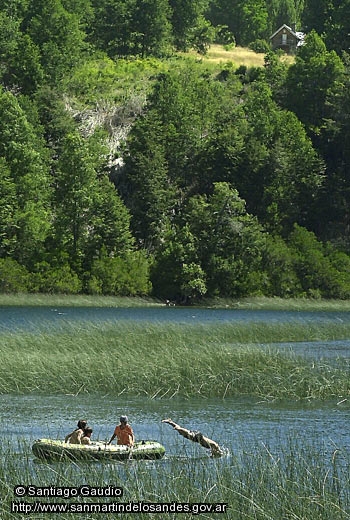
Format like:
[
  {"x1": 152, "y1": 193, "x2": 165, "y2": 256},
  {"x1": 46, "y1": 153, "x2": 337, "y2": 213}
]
[
  {"x1": 0, "y1": 321, "x2": 349, "y2": 399},
  {"x1": 1, "y1": 438, "x2": 349, "y2": 519}
]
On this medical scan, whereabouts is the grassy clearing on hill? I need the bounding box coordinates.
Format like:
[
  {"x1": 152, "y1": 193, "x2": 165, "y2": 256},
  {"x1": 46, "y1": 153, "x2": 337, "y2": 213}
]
[
  {"x1": 189, "y1": 44, "x2": 266, "y2": 67},
  {"x1": 181, "y1": 44, "x2": 295, "y2": 68}
]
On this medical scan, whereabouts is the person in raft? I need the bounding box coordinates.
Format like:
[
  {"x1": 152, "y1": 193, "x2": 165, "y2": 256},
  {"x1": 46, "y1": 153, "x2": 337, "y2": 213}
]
[
  {"x1": 162, "y1": 418, "x2": 223, "y2": 457},
  {"x1": 81, "y1": 427, "x2": 93, "y2": 445},
  {"x1": 65, "y1": 420, "x2": 87, "y2": 444},
  {"x1": 108, "y1": 415, "x2": 135, "y2": 446}
]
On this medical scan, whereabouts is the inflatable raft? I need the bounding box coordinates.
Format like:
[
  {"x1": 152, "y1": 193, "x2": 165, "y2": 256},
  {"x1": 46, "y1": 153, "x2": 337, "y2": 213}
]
[{"x1": 32, "y1": 439, "x2": 166, "y2": 461}]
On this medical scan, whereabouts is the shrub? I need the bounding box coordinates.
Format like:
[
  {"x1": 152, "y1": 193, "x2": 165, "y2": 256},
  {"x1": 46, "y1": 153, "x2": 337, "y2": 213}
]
[
  {"x1": 289, "y1": 225, "x2": 350, "y2": 298},
  {"x1": 30, "y1": 262, "x2": 82, "y2": 294},
  {"x1": 249, "y1": 39, "x2": 271, "y2": 53},
  {"x1": 215, "y1": 25, "x2": 236, "y2": 46},
  {"x1": 89, "y1": 251, "x2": 152, "y2": 296},
  {"x1": 0, "y1": 258, "x2": 30, "y2": 293}
]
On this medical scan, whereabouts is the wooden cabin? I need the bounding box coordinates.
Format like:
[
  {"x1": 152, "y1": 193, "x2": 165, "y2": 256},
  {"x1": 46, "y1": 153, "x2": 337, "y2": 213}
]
[{"x1": 270, "y1": 24, "x2": 304, "y2": 54}]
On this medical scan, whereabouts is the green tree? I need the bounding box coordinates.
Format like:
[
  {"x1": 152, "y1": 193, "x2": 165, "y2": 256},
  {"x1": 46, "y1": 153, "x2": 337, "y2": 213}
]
[
  {"x1": 53, "y1": 132, "x2": 134, "y2": 271},
  {"x1": 262, "y1": 234, "x2": 302, "y2": 297},
  {"x1": 61, "y1": 0, "x2": 93, "y2": 24},
  {"x1": 23, "y1": 0, "x2": 87, "y2": 83},
  {"x1": 90, "y1": 0, "x2": 172, "y2": 57},
  {"x1": 0, "y1": 158, "x2": 18, "y2": 257},
  {"x1": 121, "y1": 66, "x2": 233, "y2": 246},
  {"x1": 193, "y1": 79, "x2": 324, "y2": 234},
  {"x1": 325, "y1": 0, "x2": 350, "y2": 54},
  {"x1": 89, "y1": 250, "x2": 151, "y2": 295},
  {"x1": 30, "y1": 262, "x2": 82, "y2": 293},
  {"x1": 86, "y1": 174, "x2": 135, "y2": 261},
  {"x1": 0, "y1": 88, "x2": 52, "y2": 265},
  {"x1": 121, "y1": 113, "x2": 175, "y2": 248},
  {"x1": 0, "y1": 9, "x2": 44, "y2": 94},
  {"x1": 169, "y1": 0, "x2": 209, "y2": 50},
  {"x1": 152, "y1": 183, "x2": 266, "y2": 300},
  {"x1": 53, "y1": 132, "x2": 106, "y2": 267},
  {"x1": 208, "y1": 0, "x2": 269, "y2": 45},
  {"x1": 34, "y1": 86, "x2": 77, "y2": 152},
  {"x1": 263, "y1": 109, "x2": 324, "y2": 233},
  {"x1": 89, "y1": 0, "x2": 134, "y2": 56},
  {"x1": 316, "y1": 53, "x2": 350, "y2": 242},
  {"x1": 266, "y1": 0, "x2": 302, "y2": 33},
  {"x1": 288, "y1": 224, "x2": 350, "y2": 298},
  {"x1": 132, "y1": 0, "x2": 172, "y2": 56},
  {"x1": 302, "y1": 0, "x2": 331, "y2": 33},
  {"x1": 0, "y1": 258, "x2": 30, "y2": 293},
  {"x1": 264, "y1": 51, "x2": 288, "y2": 105},
  {"x1": 151, "y1": 223, "x2": 207, "y2": 301},
  {"x1": 284, "y1": 31, "x2": 344, "y2": 135},
  {"x1": 184, "y1": 182, "x2": 266, "y2": 297}
]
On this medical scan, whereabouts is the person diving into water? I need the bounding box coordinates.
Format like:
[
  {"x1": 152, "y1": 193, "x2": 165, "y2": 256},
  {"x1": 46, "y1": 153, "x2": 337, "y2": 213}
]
[{"x1": 162, "y1": 418, "x2": 223, "y2": 457}]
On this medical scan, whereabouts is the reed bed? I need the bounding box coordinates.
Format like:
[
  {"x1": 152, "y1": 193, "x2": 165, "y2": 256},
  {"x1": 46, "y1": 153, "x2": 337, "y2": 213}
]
[
  {"x1": 2, "y1": 293, "x2": 350, "y2": 311},
  {"x1": 1, "y1": 321, "x2": 349, "y2": 399},
  {"x1": 1, "y1": 438, "x2": 349, "y2": 519}
]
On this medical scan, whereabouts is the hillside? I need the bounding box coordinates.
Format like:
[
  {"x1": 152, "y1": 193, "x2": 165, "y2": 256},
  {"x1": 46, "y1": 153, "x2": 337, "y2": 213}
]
[{"x1": 1, "y1": 0, "x2": 350, "y2": 301}]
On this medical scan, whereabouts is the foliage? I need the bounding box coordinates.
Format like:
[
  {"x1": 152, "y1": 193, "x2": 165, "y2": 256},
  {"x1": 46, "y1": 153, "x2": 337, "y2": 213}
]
[
  {"x1": 30, "y1": 263, "x2": 83, "y2": 294},
  {"x1": 52, "y1": 132, "x2": 134, "y2": 275},
  {"x1": 169, "y1": 0, "x2": 210, "y2": 51},
  {"x1": 249, "y1": 38, "x2": 271, "y2": 53},
  {"x1": 207, "y1": 0, "x2": 270, "y2": 46},
  {"x1": 152, "y1": 183, "x2": 266, "y2": 300},
  {"x1": 88, "y1": 250, "x2": 152, "y2": 296},
  {"x1": 90, "y1": 0, "x2": 173, "y2": 58},
  {"x1": 288, "y1": 225, "x2": 350, "y2": 299},
  {"x1": 0, "y1": 258, "x2": 30, "y2": 293},
  {"x1": 22, "y1": 0, "x2": 89, "y2": 84},
  {"x1": 0, "y1": 0, "x2": 350, "y2": 299},
  {"x1": 284, "y1": 31, "x2": 344, "y2": 135},
  {"x1": 0, "y1": 88, "x2": 52, "y2": 266}
]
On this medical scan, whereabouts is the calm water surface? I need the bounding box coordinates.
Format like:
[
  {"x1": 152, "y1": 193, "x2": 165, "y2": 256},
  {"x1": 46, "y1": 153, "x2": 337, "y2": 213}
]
[{"x1": 1, "y1": 305, "x2": 350, "y2": 332}]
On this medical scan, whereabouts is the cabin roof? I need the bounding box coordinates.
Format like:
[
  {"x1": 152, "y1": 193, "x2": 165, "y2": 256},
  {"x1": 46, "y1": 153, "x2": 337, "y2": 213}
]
[{"x1": 270, "y1": 24, "x2": 298, "y2": 40}]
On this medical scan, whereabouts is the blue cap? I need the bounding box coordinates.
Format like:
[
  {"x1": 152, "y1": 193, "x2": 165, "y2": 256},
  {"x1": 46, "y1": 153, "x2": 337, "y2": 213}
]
[{"x1": 120, "y1": 415, "x2": 128, "y2": 423}]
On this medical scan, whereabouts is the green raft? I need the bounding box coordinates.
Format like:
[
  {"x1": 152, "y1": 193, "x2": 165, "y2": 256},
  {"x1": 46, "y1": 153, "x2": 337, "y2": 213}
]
[{"x1": 32, "y1": 439, "x2": 166, "y2": 462}]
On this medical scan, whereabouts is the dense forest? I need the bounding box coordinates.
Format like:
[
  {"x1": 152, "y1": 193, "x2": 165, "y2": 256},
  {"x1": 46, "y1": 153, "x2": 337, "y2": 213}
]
[{"x1": 1, "y1": 0, "x2": 350, "y2": 301}]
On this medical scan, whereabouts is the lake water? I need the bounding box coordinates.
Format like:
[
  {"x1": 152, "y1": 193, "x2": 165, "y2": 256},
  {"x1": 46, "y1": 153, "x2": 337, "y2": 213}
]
[
  {"x1": 3, "y1": 393, "x2": 350, "y2": 452},
  {"x1": 1, "y1": 305, "x2": 350, "y2": 332},
  {"x1": 1, "y1": 306, "x2": 349, "y2": 482}
]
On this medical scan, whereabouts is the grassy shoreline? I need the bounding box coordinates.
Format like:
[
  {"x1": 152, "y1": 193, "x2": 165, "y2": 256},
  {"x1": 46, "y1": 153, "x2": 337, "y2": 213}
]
[
  {"x1": 1, "y1": 293, "x2": 350, "y2": 311},
  {"x1": 0, "y1": 293, "x2": 163, "y2": 307},
  {"x1": 1, "y1": 321, "x2": 349, "y2": 400}
]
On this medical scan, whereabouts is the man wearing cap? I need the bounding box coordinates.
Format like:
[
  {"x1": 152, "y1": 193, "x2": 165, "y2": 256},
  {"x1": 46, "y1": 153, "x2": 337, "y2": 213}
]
[{"x1": 108, "y1": 415, "x2": 135, "y2": 446}]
